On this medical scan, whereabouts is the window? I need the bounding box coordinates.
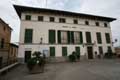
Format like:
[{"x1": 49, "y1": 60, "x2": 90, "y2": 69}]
[
  {"x1": 104, "y1": 23, "x2": 108, "y2": 27},
  {"x1": 107, "y1": 46, "x2": 112, "y2": 53},
  {"x1": 73, "y1": 19, "x2": 78, "y2": 24},
  {"x1": 70, "y1": 31, "x2": 74, "y2": 43},
  {"x1": 0, "y1": 57, "x2": 3, "y2": 68},
  {"x1": 59, "y1": 18, "x2": 66, "y2": 23},
  {"x1": 0, "y1": 38, "x2": 4, "y2": 48},
  {"x1": 38, "y1": 16, "x2": 43, "y2": 21},
  {"x1": 95, "y1": 22, "x2": 99, "y2": 26},
  {"x1": 75, "y1": 47, "x2": 80, "y2": 56},
  {"x1": 58, "y1": 31, "x2": 61, "y2": 44},
  {"x1": 61, "y1": 31, "x2": 68, "y2": 44},
  {"x1": 98, "y1": 46, "x2": 103, "y2": 55},
  {"x1": 74, "y1": 32, "x2": 80, "y2": 44},
  {"x1": 4, "y1": 27, "x2": 6, "y2": 31},
  {"x1": 49, "y1": 30, "x2": 56, "y2": 44},
  {"x1": 25, "y1": 15, "x2": 31, "y2": 20},
  {"x1": 24, "y1": 51, "x2": 31, "y2": 63},
  {"x1": 50, "y1": 17, "x2": 55, "y2": 22},
  {"x1": 86, "y1": 32, "x2": 92, "y2": 43},
  {"x1": 96, "y1": 32, "x2": 102, "y2": 44},
  {"x1": 24, "y1": 29, "x2": 33, "y2": 43},
  {"x1": 62, "y1": 47, "x2": 67, "y2": 56},
  {"x1": 67, "y1": 31, "x2": 71, "y2": 44},
  {"x1": 79, "y1": 32, "x2": 83, "y2": 44},
  {"x1": 85, "y1": 21, "x2": 89, "y2": 25},
  {"x1": 50, "y1": 47, "x2": 55, "y2": 57},
  {"x1": 105, "y1": 33, "x2": 111, "y2": 43}
]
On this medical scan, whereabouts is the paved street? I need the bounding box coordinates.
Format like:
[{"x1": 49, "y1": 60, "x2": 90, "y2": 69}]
[{"x1": 1, "y1": 59, "x2": 120, "y2": 80}]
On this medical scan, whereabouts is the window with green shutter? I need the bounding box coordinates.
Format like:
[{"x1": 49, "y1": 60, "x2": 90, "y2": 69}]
[
  {"x1": 105, "y1": 33, "x2": 111, "y2": 43},
  {"x1": 98, "y1": 46, "x2": 103, "y2": 55},
  {"x1": 75, "y1": 47, "x2": 80, "y2": 56},
  {"x1": 25, "y1": 15, "x2": 31, "y2": 20},
  {"x1": 71, "y1": 31, "x2": 74, "y2": 43},
  {"x1": 50, "y1": 47, "x2": 55, "y2": 57},
  {"x1": 79, "y1": 32, "x2": 83, "y2": 44},
  {"x1": 24, "y1": 29, "x2": 33, "y2": 43},
  {"x1": 86, "y1": 32, "x2": 92, "y2": 43},
  {"x1": 67, "y1": 31, "x2": 70, "y2": 44},
  {"x1": 58, "y1": 30, "x2": 61, "y2": 44},
  {"x1": 62, "y1": 47, "x2": 67, "y2": 56},
  {"x1": 49, "y1": 30, "x2": 56, "y2": 44},
  {"x1": 96, "y1": 32, "x2": 102, "y2": 44}
]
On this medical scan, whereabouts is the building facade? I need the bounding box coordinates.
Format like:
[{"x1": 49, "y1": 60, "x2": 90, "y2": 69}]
[
  {"x1": 0, "y1": 18, "x2": 18, "y2": 68},
  {"x1": 9, "y1": 43, "x2": 18, "y2": 64},
  {"x1": 14, "y1": 5, "x2": 116, "y2": 63},
  {"x1": 0, "y1": 18, "x2": 12, "y2": 68}
]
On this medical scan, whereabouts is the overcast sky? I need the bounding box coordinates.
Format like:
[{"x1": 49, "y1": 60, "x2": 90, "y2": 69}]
[{"x1": 0, "y1": 0, "x2": 120, "y2": 46}]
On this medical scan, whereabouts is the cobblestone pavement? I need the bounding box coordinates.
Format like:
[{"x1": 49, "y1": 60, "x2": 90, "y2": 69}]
[{"x1": 1, "y1": 59, "x2": 120, "y2": 80}]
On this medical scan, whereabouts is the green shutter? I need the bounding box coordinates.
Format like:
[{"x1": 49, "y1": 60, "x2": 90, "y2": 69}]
[
  {"x1": 58, "y1": 30, "x2": 61, "y2": 44},
  {"x1": 67, "y1": 31, "x2": 70, "y2": 44},
  {"x1": 71, "y1": 31, "x2": 74, "y2": 43},
  {"x1": 75, "y1": 47, "x2": 80, "y2": 56},
  {"x1": 105, "y1": 33, "x2": 111, "y2": 43},
  {"x1": 24, "y1": 29, "x2": 33, "y2": 43},
  {"x1": 96, "y1": 32, "x2": 102, "y2": 44},
  {"x1": 86, "y1": 32, "x2": 92, "y2": 43},
  {"x1": 25, "y1": 51, "x2": 31, "y2": 63},
  {"x1": 79, "y1": 32, "x2": 83, "y2": 44},
  {"x1": 62, "y1": 47, "x2": 67, "y2": 56},
  {"x1": 49, "y1": 30, "x2": 56, "y2": 44},
  {"x1": 98, "y1": 46, "x2": 103, "y2": 54},
  {"x1": 50, "y1": 47, "x2": 55, "y2": 57}
]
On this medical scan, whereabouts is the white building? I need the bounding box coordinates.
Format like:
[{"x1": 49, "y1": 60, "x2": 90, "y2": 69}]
[{"x1": 14, "y1": 5, "x2": 116, "y2": 63}]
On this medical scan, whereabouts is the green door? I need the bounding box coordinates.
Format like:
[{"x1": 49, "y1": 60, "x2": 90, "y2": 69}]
[
  {"x1": 50, "y1": 47, "x2": 55, "y2": 57},
  {"x1": 62, "y1": 47, "x2": 67, "y2": 56},
  {"x1": 75, "y1": 47, "x2": 80, "y2": 56},
  {"x1": 24, "y1": 51, "x2": 31, "y2": 63}
]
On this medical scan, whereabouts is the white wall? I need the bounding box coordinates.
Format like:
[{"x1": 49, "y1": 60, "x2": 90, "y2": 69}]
[{"x1": 18, "y1": 12, "x2": 114, "y2": 58}]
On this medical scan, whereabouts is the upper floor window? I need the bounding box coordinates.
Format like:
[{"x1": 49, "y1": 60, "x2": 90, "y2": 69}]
[
  {"x1": 50, "y1": 17, "x2": 55, "y2": 22},
  {"x1": 86, "y1": 32, "x2": 92, "y2": 43},
  {"x1": 105, "y1": 33, "x2": 111, "y2": 44},
  {"x1": 0, "y1": 38, "x2": 4, "y2": 48},
  {"x1": 96, "y1": 32, "x2": 102, "y2": 44},
  {"x1": 57, "y1": 31, "x2": 68, "y2": 44},
  {"x1": 25, "y1": 15, "x2": 31, "y2": 20},
  {"x1": 59, "y1": 18, "x2": 66, "y2": 23},
  {"x1": 49, "y1": 30, "x2": 56, "y2": 44},
  {"x1": 74, "y1": 32, "x2": 80, "y2": 44},
  {"x1": 85, "y1": 21, "x2": 89, "y2": 25},
  {"x1": 38, "y1": 16, "x2": 43, "y2": 21},
  {"x1": 104, "y1": 23, "x2": 108, "y2": 27},
  {"x1": 3, "y1": 26, "x2": 6, "y2": 31},
  {"x1": 61, "y1": 31, "x2": 68, "y2": 43},
  {"x1": 95, "y1": 22, "x2": 99, "y2": 26},
  {"x1": 24, "y1": 29, "x2": 33, "y2": 43},
  {"x1": 73, "y1": 19, "x2": 78, "y2": 24}
]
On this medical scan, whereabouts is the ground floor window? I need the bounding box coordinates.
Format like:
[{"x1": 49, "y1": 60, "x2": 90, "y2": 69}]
[
  {"x1": 62, "y1": 47, "x2": 67, "y2": 56},
  {"x1": 50, "y1": 47, "x2": 55, "y2": 57},
  {"x1": 107, "y1": 46, "x2": 112, "y2": 52},
  {"x1": 24, "y1": 51, "x2": 31, "y2": 63},
  {"x1": 75, "y1": 47, "x2": 80, "y2": 56},
  {"x1": 98, "y1": 46, "x2": 103, "y2": 55}
]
